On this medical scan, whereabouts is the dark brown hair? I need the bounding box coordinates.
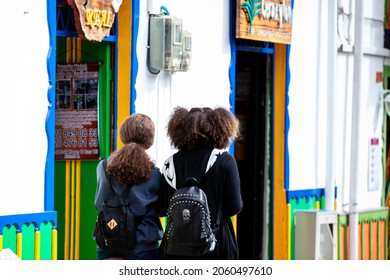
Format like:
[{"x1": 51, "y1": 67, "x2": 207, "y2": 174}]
[
  {"x1": 106, "y1": 113, "x2": 155, "y2": 185},
  {"x1": 166, "y1": 106, "x2": 239, "y2": 150},
  {"x1": 120, "y1": 113, "x2": 155, "y2": 149}
]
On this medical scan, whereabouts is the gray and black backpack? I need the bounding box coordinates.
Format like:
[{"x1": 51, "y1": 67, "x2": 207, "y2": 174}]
[{"x1": 162, "y1": 149, "x2": 224, "y2": 257}]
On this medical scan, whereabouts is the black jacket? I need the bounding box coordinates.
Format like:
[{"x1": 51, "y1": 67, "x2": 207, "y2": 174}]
[{"x1": 158, "y1": 147, "x2": 243, "y2": 259}]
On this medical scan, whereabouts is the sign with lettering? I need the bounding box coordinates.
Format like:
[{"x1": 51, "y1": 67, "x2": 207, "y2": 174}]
[
  {"x1": 55, "y1": 63, "x2": 100, "y2": 160},
  {"x1": 236, "y1": 0, "x2": 292, "y2": 44},
  {"x1": 67, "y1": 0, "x2": 122, "y2": 42}
]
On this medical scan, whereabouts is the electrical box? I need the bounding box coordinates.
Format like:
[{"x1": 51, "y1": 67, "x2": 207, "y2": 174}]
[
  {"x1": 180, "y1": 30, "x2": 192, "y2": 71},
  {"x1": 148, "y1": 15, "x2": 191, "y2": 73},
  {"x1": 294, "y1": 210, "x2": 338, "y2": 260}
]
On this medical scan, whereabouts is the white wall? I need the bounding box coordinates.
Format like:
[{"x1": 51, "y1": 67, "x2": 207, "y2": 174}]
[
  {"x1": 288, "y1": 0, "x2": 388, "y2": 211},
  {"x1": 134, "y1": 0, "x2": 232, "y2": 169},
  {"x1": 1, "y1": 0, "x2": 49, "y2": 215},
  {"x1": 288, "y1": 0, "x2": 328, "y2": 191}
]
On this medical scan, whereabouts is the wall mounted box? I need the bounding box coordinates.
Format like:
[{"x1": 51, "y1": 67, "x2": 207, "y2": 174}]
[
  {"x1": 294, "y1": 210, "x2": 338, "y2": 260},
  {"x1": 148, "y1": 15, "x2": 191, "y2": 73}
]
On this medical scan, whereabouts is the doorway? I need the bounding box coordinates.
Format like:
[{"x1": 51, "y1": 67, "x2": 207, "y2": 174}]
[{"x1": 234, "y1": 50, "x2": 272, "y2": 259}]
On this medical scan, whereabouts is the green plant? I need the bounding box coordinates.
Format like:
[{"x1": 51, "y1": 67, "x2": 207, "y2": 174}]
[{"x1": 241, "y1": 0, "x2": 262, "y2": 34}]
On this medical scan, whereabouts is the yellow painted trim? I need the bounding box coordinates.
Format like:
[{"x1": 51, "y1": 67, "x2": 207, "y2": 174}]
[
  {"x1": 34, "y1": 230, "x2": 40, "y2": 260},
  {"x1": 0, "y1": 235, "x2": 2, "y2": 251},
  {"x1": 75, "y1": 160, "x2": 81, "y2": 260},
  {"x1": 52, "y1": 229, "x2": 58, "y2": 260},
  {"x1": 77, "y1": 38, "x2": 82, "y2": 63},
  {"x1": 16, "y1": 232, "x2": 22, "y2": 259},
  {"x1": 117, "y1": 0, "x2": 132, "y2": 148},
  {"x1": 315, "y1": 200, "x2": 320, "y2": 210},
  {"x1": 74, "y1": 38, "x2": 82, "y2": 260},
  {"x1": 232, "y1": 215, "x2": 237, "y2": 236},
  {"x1": 72, "y1": 38, "x2": 77, "y2": 62},
  {"x1": 64, "y1": 38, "x2": 73, "y2": 260},
  {"x1": 66, "y1": 38, "x2": 71, "y2": 62},
  {"x1": 287, "y1": 204, "x2": 291, "y2": 260},
  {"x1": 273, "y1": 43, "x2": 288, "y2": 260},
  {"x1": 64, "y1": 160, "x2": 70, "y2": 260},
  {"x1": 160, "y1": 217, "x2": 166, "y2": 230},
  {"x1": 70, "y1": 160, "x2": 75, "y2": 260}
]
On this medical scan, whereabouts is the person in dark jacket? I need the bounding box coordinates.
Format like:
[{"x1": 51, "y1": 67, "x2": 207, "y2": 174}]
[
  {"x1": 158, "y1": 106, "x2": 243, "y2": 260},
  {"x1": 94, "y1": 113, "x2": 163, "y2": 260}
]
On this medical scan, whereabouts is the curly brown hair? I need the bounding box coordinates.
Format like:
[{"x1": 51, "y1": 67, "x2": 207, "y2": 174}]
[
  {"x1": 106, "y1": 114, "x2": 155, "y2": 185},
  {"x1": 166, "y1": 106, "x2": 240, "y2": 150}
]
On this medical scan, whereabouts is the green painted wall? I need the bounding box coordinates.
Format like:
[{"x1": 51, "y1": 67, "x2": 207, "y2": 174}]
[{"x1": 55, "y1": 38, "x2": 113, "y2": 260}]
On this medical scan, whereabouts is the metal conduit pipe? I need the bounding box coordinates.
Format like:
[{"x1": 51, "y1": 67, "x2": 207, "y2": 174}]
[
  {"x1": 325, "y1": 0, "x2": 338, "y2": 212},
  {"x1": 349, "y1": 0, "x2": 364, "y2": 260}
]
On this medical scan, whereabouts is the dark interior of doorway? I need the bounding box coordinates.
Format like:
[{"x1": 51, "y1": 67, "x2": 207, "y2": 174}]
[{"x1": 235, "y1": 51, "x2": 271, "y2": 260}]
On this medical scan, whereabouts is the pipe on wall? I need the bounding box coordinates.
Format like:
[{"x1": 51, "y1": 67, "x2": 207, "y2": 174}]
[
  {"x1": 349, "y1": 0, "x2": 364, "y2": 260},
  {"x1": 325, "y1": 0, "x2": 338, "y2": 212}
]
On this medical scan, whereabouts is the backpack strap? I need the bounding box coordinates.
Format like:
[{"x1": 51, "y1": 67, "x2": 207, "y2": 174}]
[
  {"x1": 204, "y1": 148, "x2": 225, "y2": 231},
  {"x1": 162, "y1": 148, "x2": 226, "y2": 230},
  {"x1": 162, "y1": 148, "x2": 226, "y2": 190},
  {"x1": 101, "y1": 158, "x2": 141, "y2": 228},
  {"x1": 205, "y1": 148, "x2": 226, "y2": 174},
  {"x1": 213, "y1": 200, "x2": 223, "y2": 232},
  {"x1": 102, "y1": 158, "x2": 131, "y2": 199},
  {"x1": 194, "y1": 150, "x2": 225, "y2": 233},
  {"x1": 162, "y1": 155, "x2": 176, "y2": 189}
]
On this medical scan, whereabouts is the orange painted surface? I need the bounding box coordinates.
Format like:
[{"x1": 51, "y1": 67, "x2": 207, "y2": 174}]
[
  {"x1": 345, "y1": 225, "x2": 350, "y2": 260},
  {"x1": 372, "y1": 221, "x2": 378, "y2": 260},
  {"x1": 379, "y1": 220, "x2": 385, "y2": 260},
  {"x1": 339, "y1": 220, "x2": 386, "y2": 260},
  {"x1": 117, "y1": 0, "x2": 132, "y2": 148},
  {"x1": 339, "y1": 226, "x2": 345, "y2": 260},
  {"x1": 273, "y1": 44, "x2": 288, "y2": 260},
  {"x1": 362, "y1": 222, "x2": 369, "y2": 260},
  {"x1": 358, "y1": 223, "x2": 362, "y2": 260}
]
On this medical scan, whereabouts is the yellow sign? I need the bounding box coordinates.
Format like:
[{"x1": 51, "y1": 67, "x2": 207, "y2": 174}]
[{"x1": 85, "y1": 9, "x2": 113, "y2": 28}]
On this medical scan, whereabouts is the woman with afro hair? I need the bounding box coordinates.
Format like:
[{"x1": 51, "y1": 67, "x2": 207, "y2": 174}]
[
  {"x1": 94, "y1": 113, "x2": 163, "y2": 260},
  {"x1": 158, "y1": 106, "x2": 243, "y2": 260}
]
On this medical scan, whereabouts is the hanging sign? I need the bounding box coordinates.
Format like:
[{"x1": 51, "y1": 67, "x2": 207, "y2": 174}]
[
  {"x1": 55, "y1": 63, "x2": 100, "y2": 160},
  {"x1": 236, "y1": 0, "x2": 292, "y2": 44},
  {"x1": 368, "y1": 138, "x2": 380, "y2": 192},
  {"x1": 67, "y1": 0, "x2": 122, "y2": 42}
]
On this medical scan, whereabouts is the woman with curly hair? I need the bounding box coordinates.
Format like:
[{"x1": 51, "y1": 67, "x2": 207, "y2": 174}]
[
  {"x1": 158, "y1": 106, "x2": 243, "y2": 259},
  {"x1": 94, "y1": 113, "x2": 163, "y2": 260}
]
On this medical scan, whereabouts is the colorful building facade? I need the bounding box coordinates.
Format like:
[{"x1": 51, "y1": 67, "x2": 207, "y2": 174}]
[{"x1": 0, "y1": 0, "x2": 388, "y2": 260}]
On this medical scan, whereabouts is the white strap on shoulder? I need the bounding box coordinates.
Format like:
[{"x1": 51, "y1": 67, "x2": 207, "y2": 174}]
[
  {"x1": 162, "y1": 155, "x2": 176, "y2": 190},
  {"x1": 205, "y1": 148, "x2": 226, "y2": 173},
  {"x1": 163, "y1": 148, "x2": 226, "y2": 190}
]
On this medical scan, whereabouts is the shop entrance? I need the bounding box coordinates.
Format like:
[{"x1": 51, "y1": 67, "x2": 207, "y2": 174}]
[
  {"x1": 234, "y1": 50, "x2": 272, "y2": 259},
  {"x1": 54, "y1": 1, "x2": 117, "y2": 259},
  {"x1": 54, "y1": 37, "x2": 115, "y2": 260}
]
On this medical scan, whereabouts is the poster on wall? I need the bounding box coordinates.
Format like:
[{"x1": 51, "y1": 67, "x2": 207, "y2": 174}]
[
  {"x1": 55, "y1": 63, "x2": 100, "y2": 160},
  {"x1": 236, "y1": 0, "x2": 292, "y2": 44}
]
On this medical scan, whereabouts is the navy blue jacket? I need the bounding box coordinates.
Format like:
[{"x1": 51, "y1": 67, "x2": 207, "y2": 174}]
[{"x1": 95, "y1": 157, "x2": 163, "y2": 256}]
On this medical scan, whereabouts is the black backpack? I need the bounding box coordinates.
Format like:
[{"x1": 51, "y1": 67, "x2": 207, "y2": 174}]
[
  {"x1": 162, "y1": 149, "x2": 224, "y2": 257},
  {"x1": 93, "y1": 159, "x2": 136, "y2": 252}
]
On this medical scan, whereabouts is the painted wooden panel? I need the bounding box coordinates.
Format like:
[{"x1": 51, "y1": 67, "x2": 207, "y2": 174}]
[
  {"x1": 338, "y1": 209, "x2": 388, "y2": 260},
  {"x1": 1, "y1": 222, "x2": 54, "y2": 260}
]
